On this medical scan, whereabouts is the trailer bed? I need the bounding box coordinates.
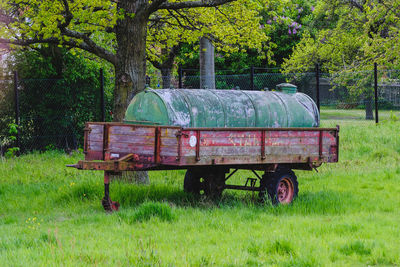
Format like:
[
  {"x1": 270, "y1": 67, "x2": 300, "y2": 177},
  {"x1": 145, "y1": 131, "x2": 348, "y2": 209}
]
[
  {"x1": 77, "y1": 122, "x2": 339, "y2": 171},
  {"x1": 69, "y1": 122, "x2": 339, "y2": 211}
]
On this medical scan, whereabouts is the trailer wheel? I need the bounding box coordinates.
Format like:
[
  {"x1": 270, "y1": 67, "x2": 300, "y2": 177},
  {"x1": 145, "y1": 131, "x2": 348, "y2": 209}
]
[
  {"x1": 184, "y1": 169, "x2": 225, "y2": 198},
  {"x1": 259, "y1": 168, "x2": 298, "y2": 204},
  {"x1": 184, "y1": 169, "x2": 204, "y2": 195}
]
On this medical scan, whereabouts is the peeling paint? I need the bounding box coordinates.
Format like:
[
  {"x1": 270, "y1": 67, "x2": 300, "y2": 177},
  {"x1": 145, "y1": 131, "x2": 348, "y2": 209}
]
[{"x1": 125, "y1": 89, "x2": 319, "y2": 128}]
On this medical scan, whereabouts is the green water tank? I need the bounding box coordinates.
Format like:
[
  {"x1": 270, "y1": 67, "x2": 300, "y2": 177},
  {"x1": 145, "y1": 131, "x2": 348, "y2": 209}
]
[{"x1": 124, "y1": 88, "x2": 319, "y2": 128}]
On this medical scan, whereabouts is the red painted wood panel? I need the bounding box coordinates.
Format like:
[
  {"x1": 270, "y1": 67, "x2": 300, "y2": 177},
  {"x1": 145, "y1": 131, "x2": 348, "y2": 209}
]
[
  {"x1": 84, "y1": 123, "x2": 338, "y2": 167},
  {"x1": 109, "y1": 126, "x2": 155, "y2": 136}
]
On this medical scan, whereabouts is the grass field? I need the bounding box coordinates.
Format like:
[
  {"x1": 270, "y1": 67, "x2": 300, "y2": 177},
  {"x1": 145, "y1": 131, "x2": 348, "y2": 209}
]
[
  {"x1": 320, "y1": 107, "x2": 400, "y2": 121},
  {"x1": 1, "y1": 118, "x2": 400, "y2": 266}
]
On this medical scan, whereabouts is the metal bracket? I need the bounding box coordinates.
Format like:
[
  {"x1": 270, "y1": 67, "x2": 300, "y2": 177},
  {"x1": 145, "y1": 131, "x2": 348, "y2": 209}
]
[{"x1": 175, "y1": 131, "x2": 189, "y2": 138}]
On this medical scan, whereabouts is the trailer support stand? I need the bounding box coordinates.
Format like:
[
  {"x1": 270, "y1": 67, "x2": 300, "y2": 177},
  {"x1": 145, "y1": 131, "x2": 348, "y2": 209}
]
[{"x1": 101, "y1": 171, "x2": 120, "y2": 212}]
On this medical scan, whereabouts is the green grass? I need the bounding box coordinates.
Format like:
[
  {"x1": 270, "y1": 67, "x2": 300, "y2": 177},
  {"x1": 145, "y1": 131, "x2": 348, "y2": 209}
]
[
  {"x1": 1, "y1": 119, "x2": 400, "y2": 266},
  {"x1": 320, "y1": 107, "x2": 400, "y2": 121}
]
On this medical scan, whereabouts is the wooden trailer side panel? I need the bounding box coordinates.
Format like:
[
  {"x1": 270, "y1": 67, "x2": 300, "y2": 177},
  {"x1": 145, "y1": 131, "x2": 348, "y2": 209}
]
[
  {"x1": 84, "y1": 123, "x2": 180, "y2": 164},
  {"x1": 84, "y1": 123, "x2": 104, "y2": 160},
  {"x1": 178, "y1": 129, "x2": 338, "y2": 166},
  {"x1": 83, "y1": 123, "x2": 338, "y2": 170}
]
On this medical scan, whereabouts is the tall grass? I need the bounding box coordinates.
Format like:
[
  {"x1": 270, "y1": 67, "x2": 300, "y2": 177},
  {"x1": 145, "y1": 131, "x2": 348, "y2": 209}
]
[{"x1": 0, "y1": 119, "x2": 399, "y2": 265}]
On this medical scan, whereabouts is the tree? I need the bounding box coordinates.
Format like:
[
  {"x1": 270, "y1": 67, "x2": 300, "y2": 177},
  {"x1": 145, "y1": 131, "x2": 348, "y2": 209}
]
[
  {"x1": 282, "y1": 0, "x2": 400, "y2": 119},
  {"x1": 146, "y1": 0, "x2": 268, "y2": 88},
  {"x1": 177, "y1": 0, "x2": 317, "y2": 74},
  {"x1": 0, "y1": 0, "x2": 243, "y2": 122}
]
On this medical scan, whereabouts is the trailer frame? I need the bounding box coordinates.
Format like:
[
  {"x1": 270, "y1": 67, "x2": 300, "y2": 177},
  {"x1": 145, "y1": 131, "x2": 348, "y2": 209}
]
[{"x1": 69, "y1": 122, "x2": 339, "y2": 211}]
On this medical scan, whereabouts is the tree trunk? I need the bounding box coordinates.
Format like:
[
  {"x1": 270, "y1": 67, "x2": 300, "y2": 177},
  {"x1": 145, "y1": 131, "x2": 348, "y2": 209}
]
[
  {"x1": 151, "y1": 45, "x2": 181, "y2": 89},
  {"x1": 113, "y1": 1, "x2": 149, "y2": 184},
  {"x1": 199, "y1": 37, "x2": 215, "y2": 89},
  {"x1": 365, "y1": 96, "x2": 374, "y2": 120},
  {"x1": 114, "y1": 2, "x2": 148, "y2": 122},
  {"x1": 161, "y1": 68, "x2": 172, "y2": 89}
]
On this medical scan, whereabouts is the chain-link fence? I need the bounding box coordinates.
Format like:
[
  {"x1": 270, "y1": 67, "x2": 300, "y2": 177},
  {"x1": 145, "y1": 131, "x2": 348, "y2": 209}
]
[
  {"x1": 0, "y1": 73, "x2": 113, "y2": 155},
  {"x1": 149, "y1": 67, "x2": 400, "y2": 123},
  {"x1": 2, "y1": 66, "x2": 400, "y2": 155}
]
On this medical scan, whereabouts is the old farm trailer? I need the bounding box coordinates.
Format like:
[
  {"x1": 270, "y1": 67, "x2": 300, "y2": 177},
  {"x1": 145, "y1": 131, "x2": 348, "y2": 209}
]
[{"x1": 69, "y1": 86, "x2": 339, "y2": 211}]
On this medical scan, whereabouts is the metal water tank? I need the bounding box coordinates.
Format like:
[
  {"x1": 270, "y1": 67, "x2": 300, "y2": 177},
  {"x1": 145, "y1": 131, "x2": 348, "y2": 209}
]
[{"x1": 124, "y1": 87, "x2": 319, "y2": 127}]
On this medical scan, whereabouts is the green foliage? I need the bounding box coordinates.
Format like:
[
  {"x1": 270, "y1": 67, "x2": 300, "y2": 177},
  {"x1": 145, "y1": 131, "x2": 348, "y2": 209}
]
[
  {"x1": 5, "y1": 147, "x2": 20, "y2": 158},
  {"x1": 281, "y1": 0, "x2": 400, "y2": 113},
  {"x1": 147, "y1": 0, "x2": 269, "y2": 66},
  {"x1": 4, "y1": 123, "x2": 19, "y2": 158},
  {"x1": 179, "y1": 0, "x2": 317, "y2": 72},
  {"x1": 0, "y1": 79, "x2": 15, "y2": 155},
  {"x1": 282, "y1": 0, "x2": 400, "y2": 73},
  {"x1": 389, "y1": 111, "x2": 399, "y2": 122},
  {"x1": 8, "y1": 123, "x2": 18, "y2": 137},
  {"x1": 1, "y1": 0, "x2": 119, "y2": 55}
]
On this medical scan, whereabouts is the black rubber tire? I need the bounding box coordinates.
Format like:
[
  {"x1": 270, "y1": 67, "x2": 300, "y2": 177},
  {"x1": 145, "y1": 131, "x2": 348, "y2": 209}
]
[
  {"x1": 259, "y1": 168, "x2": 299, "y2": 204},
  {"x1": 203, "y1": 172, "x2": 225, "y2": 199},
  {"x1": 183, "y1": 169, "x2": 203, "y2": 194},
  {"x1": 183, "y1": 169, "x2": 225, "y2": 198}
]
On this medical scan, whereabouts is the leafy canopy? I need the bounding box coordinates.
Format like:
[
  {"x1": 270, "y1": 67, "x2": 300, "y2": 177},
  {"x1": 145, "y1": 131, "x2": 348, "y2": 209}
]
[{"x1": 282, "y1": 0, "x2": 400, "y2": 73}]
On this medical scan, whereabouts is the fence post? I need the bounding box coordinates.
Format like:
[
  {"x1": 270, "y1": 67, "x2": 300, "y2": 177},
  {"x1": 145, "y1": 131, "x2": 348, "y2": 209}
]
[
  {"x1": 178, "y1": 65, "x2": 183, "y2": 89},
  {"x1": 374, "y1": 63, "x2": 378, "y2": 124},
  {"x1": 315, "y1": 64, "x2": 320, "y2": 112},
  {"x1": 250, "y1": 66, "x2": 255, "y2": 90},
  {"x1": 13, "y1": 71, "x2": 20, "y2": 156},
  {"x1": 100, "y1": 68, "x2": 105, "y2": 122}
]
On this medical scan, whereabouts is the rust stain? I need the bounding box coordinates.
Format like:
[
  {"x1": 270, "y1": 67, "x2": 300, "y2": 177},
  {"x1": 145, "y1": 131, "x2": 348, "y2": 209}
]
[{"x1": 80, "y1": 123, "x2": 339, "y2": 172}]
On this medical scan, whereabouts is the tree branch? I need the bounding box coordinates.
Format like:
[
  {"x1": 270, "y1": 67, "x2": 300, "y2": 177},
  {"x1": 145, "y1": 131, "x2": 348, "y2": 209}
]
[
  {"x1": 148, "y1": 43, "x2": 182, "y2": 70},
  {"x1": 148, "y1": 58, "x2": 162, "y2": 69},
  {"x1": 158, "y1": 0, "x2": 235, "y2": 11},
  {"x1": 147, "y1": 0, "x2": 168, "y2": 15},
  {"x1": 346, "y1": 0, "x2": 364, "y2": 12},
  {"x1": 60, "y1": 0, "x2": 73, "y2": 29},
  {"x1": 61, "y1": 28, "x2": 117, "y2": 64},
  {"x1": 0, "y1": 13, "x2": 16, "y2": 24},
  {"x1": 166, "y1": 10, "x2": 200, "y2": 31},
  {"x1": 0, "y1": 37, "x2": 117, "y2": 65}
]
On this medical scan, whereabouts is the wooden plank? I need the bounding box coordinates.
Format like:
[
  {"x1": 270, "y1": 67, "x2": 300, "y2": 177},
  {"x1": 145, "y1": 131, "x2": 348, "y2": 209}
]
[
  {"x1": 88, "y1": 124, "x2": 104, "y2": 134},
  {"x1": 109, "y1": 126, "x2": 155, "y2": 136},
  {"x1": 160, "y1": 144, "x2": 179, "y2": 156},
  {"x1": 89, "y1": 141, "x2": 103, "y2": 151},
  {"x1": 177, "y1": 154, "x2": 320, "y2": 166},
  {"x1": 88, "y1": 133, "x2": 104, "y2": 142},
  {"x1": 180, "y1": 131, "x2": 335, "y2": 147},
  {"x1": 159, "y1": 137, "x2": 178, "y2": 146},
  {"x1": 108, "y1": 134, "x2": 154, "y2": 144},
  {"x1": 180, "y1": 137, "x2": 335, "y2": 150},
  {"x1": 108, "y1": 143, "x2": 154, "y2": 155},
  {"x1": 180, "y1": 145, "x2": 325, "y2": 157},
  {"x1": 160, "y1": 128, "x2": 180, "y2": 138}
]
